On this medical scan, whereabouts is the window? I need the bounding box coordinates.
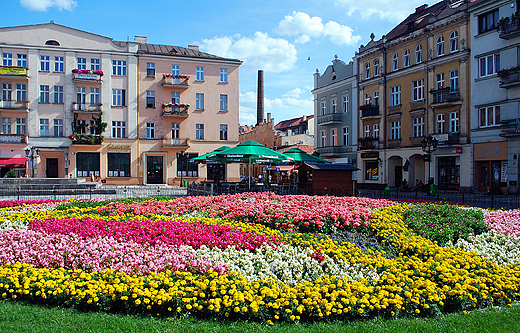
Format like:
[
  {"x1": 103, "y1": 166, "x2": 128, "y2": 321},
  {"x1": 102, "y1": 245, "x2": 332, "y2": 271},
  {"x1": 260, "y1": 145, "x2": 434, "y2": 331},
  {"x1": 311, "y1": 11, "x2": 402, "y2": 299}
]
[
  {"x1": 54, "y1": 86, "x2": 63, "y2": 104},
  {"x1": 108, "y1": 153, "x2": 130, "y2": 177},
  {"x1": 412, "y1": 117, "x2": 424, "y2": 137},
  {"x1": 112, "y1": 60, "x2": 127, "y2": 76},
  {"x1": 90, "y1": 59, "x2": 100, "y2": 70},
  {"x1": 364, "y1": 62, "x2": 371, "y2": 79},
  {"x1": 76, "y1": 119, "x2": 86, "y2": 135},
  {"x1": 40, "y1": 85, "x2": 49, "y2": 103},
  {"x1": 342, "y1": 95, "x2": 349, "y2": 113},
  {"x1": 90, "y1": 88, "x2": 100, "y2": 104},
  {"x1": 403, "y1": 49, "x2": 410, "y2": 68},
  {"x1": 1, "y1": 118, "x2": 11, "y2": 134},
  {"x1": 415, "y1": 44, "x2": 422, "y2": 64},
  {"x1": 146, "y1": 91, "x2": 155, "y2": 108},
  {"x1": 220, "y1": 68, "x2": 228, "y2": 83},
  {"x1": 76, "y1": 87, "x2": 86, "y2": 109},
  {"x1": 54, "y1": 119, "x2": 63, "y2": 137},
  {"x1": 478, "y1": 9, "x2": 499, "y2": 34},
  {"x1": 196, "y1": 66, "x2": 204, "y2": 81},
  {"x1": 373, "y1": 90, "x2": 379, "y2": 106},
  {"x1": 365, "y1": 161, "x2": 378, "y2": 180},
  {"x1": 16, "y1": 118, "x2": 25, "y2": 135},
  {"x1": 364, "y1": 125, "x2": 371, "y2": 137},
  {"x1": 171, "y1": 91, "x2": 180, "y2": 104},
  {"x1": 54, "y1": 56, "x2": 64, "y2": 72},
  {"x1": 449, "y1": 31, "x2": 459, "y2": 53},
  {"x1": 177, "y1": 153, "x2": 199, "y2": 177},
  {"x1": 17, "y1": 54, "x2": 26, "y2": 68},
  {"x1": 390, "y1": 120, "x2": 401, "y2": 140},
  {"x1": 479, "y1": 54, "x2": 499, "y2": 77},
  {"x1": 342, "y1": 126, "x2": 349, "y2": 145},
  {"x1": 373, "y1": 123, "x2": 379, "y2": 138},
  {"x1": 146, "y1": 122, "x2": 155, "y2": 139},
  {"x1": 480, "y1": 106, "x2": 500, "y2": 127},
  {"x1": 320, "y1": 101, "x2": 326, "y2": 115},
  {"x1": 196, "y1": 93, "x2": 204, "y2": 110},
  {"x1": 320, "y1": 130, "x2": 326, "y2": 147},
  {"x1": 436, "y1": 113, "x2": 445, "y2": 133},
  {"x1": 112, "y1": 121, "x2": 126, "y2": 138},
  {"x1": 146, "y1": 63, "x2": 155, "y2": 77},
  {"x1": 16, "y1": 84, "x2": 26, "y2": 101},
  {"x1": 436, "y1": 36, "x2": 445, "y2": 57},
  {"x1": 449, "y1": 111, "x2": 459, "y2": 133},
  {"x1": 331, "y1": 98, "x2": 337, "y2": 113},
  {"x1": 364, "y1": 93, "x2": 370, "y2": 106},
  {"x1": 196, "y1": 123, "x2": 204, "y2": 140},
  {"x1": 77, "y1": 58, "x2": 87, "y2": 69},
  {"x1": 172, "y1": 65, "x2": 180, "y2": 75},
  {"x1": 40, "y1": 55, "x2": 50, "y2": 71},
  {"x1": 76, "y1": 152, "x2": 100, "y2": 178},
  {"x1": 392, "y1": 53, "x2": 398, "y2": 71},
  {"x1": 436, "y1": 73, "x2": 445, "y2": 89},
  {"x1": 449, "y1": 70, "x2": 459, "y2": 91},
  {"x1": 171, "y1": 123, "x2": 180, "y2": 140},
  {"x1": 412, "y1": 79, "x2": 424, "y2": 101},
  {"x1": 112, "y1": 89, "x2": 126, "y2": 106},
  {"x1": 390, "y1": 85, "x2": 401, "y2": 106},
  {"x1": 220, "y1": 124, "x2": 228, "y2": 140},
  {"x1": 373, "y1": 59, "x2": 380, "y2": 76},
  {"x1": 220, "y1": 94, "x2": 228, "y2": 111},
  {"x1": 331, "y1": 128, "x2": 338, "y2": 146},
  {"x1": 2, "y1": 84, "x2": 11, "y2": 102},
  {"x1": 40, "y1": 118, "x2": 49, "y2": 137},
  {"x1": 2, "y1": 53, "x2": 12, "y2": 66}
]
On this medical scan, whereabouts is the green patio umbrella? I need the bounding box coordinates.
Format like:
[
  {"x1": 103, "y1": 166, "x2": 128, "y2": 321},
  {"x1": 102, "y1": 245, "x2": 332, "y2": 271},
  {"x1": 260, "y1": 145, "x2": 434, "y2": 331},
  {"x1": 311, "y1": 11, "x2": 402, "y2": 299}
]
[
  {"x1": 281, "y1": 148, "x2": 330, "y2": 164},
  {"x1": 189, "y1": 146, "x2": 231, "y2": 164}
]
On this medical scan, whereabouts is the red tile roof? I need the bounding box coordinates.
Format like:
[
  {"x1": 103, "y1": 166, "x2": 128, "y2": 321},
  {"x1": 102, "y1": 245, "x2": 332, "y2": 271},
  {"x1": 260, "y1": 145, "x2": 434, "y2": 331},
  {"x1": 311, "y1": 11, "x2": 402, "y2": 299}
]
[{"x1": 274, "y1": 115, "x2": 314, "y2": 130}]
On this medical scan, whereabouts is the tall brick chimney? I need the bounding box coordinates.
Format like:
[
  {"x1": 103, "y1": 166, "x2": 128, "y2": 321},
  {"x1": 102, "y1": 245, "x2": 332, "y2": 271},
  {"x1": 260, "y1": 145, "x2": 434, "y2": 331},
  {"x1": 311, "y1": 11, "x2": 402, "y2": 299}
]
[{"x1": 257, "y1": 70, "x2": 264, "y2": 126}]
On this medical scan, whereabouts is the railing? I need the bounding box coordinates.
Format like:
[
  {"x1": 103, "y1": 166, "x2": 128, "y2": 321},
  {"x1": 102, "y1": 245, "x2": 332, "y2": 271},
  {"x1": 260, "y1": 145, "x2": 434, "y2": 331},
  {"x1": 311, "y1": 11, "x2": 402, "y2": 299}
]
[
  {"x1": 499, "y1": 118, "x2": 520, "y2": 137},
  {"x1": 499, "y1": 18, "x2": 520, "y2": 39},
  {"x1": 187, "y1": 182, "x2": 298, "y2": 196},
  {"x1": 69, "y1": 134, "x2": 104, "y2": 145},
  {"x1": 316, "y1": 145, "x2": 351, "y2": 156},
  {"x1": 0, "y1": 100, "x2": 28, "y2": 111},
  {"x1": 72, "y1": 102, "x2": 102, "y2": 113},
  {"x1": 316, "y1": 113, "x2": 343, "y2": 125},
  {"x1": 0, "y1": 134, "x2": 27, "y2": 144},
  {"x1": 361, "y1": 106, "x2": 380, "y2": 117},
  {"x1": 358, "y1": 137, "x2": 379, "y2": 150},
  {"x1": 163, "y1": 75, "x2": 190, "y2": 87},
  {"x1": 162, "y1": 105, "x2": 189, "y2": 117},
  {"x1": 499, "y1": 70, "x2": 520, "y2": 87},
  {"x1": 73, "y1": 72, "x2": 102, "y2": 81},
  {"x1": 162, "y1": 136, "x2": 189, "y2": 148},
  {"x1": 430, "y1": 88, "x2": 461, "y2": 104}
]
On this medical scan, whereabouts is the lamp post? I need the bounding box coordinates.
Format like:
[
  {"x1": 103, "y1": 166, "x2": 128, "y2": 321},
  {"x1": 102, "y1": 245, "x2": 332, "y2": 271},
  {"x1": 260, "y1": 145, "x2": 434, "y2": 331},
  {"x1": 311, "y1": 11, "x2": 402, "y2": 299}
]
[
  {"x1": 176, "y1": 150, "x2": 186, "y2": 187},
  {"x1": 421, "y1": 135, "x2": 438, "y2": 185},
  {"x1": 24, "y1": 147, "x2": 40, "y2": 178}
]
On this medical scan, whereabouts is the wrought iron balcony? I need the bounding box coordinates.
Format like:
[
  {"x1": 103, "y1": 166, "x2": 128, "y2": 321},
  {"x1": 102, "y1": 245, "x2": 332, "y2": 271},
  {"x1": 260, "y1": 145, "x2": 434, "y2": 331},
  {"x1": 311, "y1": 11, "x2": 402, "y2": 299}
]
[
  {"x1": 499, "y1": 18, "x2": 520, "y2": 39},
  {"x1": 430, "y1": 88, "x2": 461, "y2": 107},
  {"x1": 69, "y1": 134, "x2": 104, "y2": 145},
  {"x1": 317, "y1": 113, "x2": 343, "y2": 125},
  {"x1": 72, "y1": 102, "x2": 102, "y2": 113},
  {"x1": 162, "y1": 104, "x2": 189, "y2": 118},
  {"x1": 498, "y1": 66, "x2": 520, "y2": 88},
  {"x1": 163, "y1": 74, "x2": 190, "y2": 88},
  {"x1": 315, "y1": 145, "x2": 350, "y2": 157},
  {"x1": 72, "y1": 69, "x2": 103, "y2": 82},
  {"x1": 499, "y1": 118, "x2": 520, "y2": 137},
  {"x1": 0, "y1": 134, "x2": 27, "y2": 144},
  {"x1": 0, "y1": 100, "x2": 28, "y2": 111},
  {"x1": 360, "y1": 105, "x2": 380, "y2": 118},
  {"x1": 358, "y1": 137, "x2": 379, "y2": 150},
  {"x1": 162, "y1": 136, "x2": 189, "y2": 148}
]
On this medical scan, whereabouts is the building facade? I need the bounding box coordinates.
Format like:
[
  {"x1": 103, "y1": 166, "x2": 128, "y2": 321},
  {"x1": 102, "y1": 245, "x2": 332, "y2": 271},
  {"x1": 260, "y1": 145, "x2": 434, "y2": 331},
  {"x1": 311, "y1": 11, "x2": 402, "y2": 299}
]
[
  {"x1": 469, "y1": 0, "x2": 520, "y2": 194},
  {"x1": 312, "y1": 56, "x2": 359, "y2": 165},
  {"x1": 274, "y1": 115, "x2": 314, "y2": 148}
]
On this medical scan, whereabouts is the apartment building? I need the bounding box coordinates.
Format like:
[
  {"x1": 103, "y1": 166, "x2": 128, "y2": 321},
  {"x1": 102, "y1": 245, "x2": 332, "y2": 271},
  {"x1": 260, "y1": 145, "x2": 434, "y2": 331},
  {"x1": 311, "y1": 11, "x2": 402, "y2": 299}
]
[
  {"x1": 312, "y1": 56, "x2": 359, "y2": 165},
  {"x1": 469, "y1": 0, "x2": 520, "y2": 194},
  {"x1": 356, "y1": 0, "x2": 472, "y2": 191},
  {"x1": 274, "y1": 115, "x2": 314, "y2": 148}
]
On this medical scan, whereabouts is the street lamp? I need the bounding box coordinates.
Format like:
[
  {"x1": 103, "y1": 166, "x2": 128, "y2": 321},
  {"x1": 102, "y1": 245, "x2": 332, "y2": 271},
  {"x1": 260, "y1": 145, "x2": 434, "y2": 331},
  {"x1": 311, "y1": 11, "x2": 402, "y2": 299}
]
[
  {"x1": 421, "y1": 135, "x2": 438, "y2": 185},
  {"x1": 24, "y1": 147, "x2": 40, "y2": 178},
  {"x1": 176, "y1": 150, "x2": 186, "y2": 187}
]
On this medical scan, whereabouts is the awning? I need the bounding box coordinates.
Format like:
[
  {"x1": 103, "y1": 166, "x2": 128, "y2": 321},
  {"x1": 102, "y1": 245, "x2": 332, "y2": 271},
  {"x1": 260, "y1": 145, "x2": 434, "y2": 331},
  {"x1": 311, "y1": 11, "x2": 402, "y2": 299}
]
[{"x1": 0, "y1": 157, "x2": 27, "y2": 167}]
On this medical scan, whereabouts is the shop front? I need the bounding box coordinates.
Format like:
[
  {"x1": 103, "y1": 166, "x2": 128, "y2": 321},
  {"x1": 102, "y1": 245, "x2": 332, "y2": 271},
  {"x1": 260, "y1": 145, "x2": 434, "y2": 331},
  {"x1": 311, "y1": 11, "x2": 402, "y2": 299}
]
[{"x1": 474, "y1": 141, "x2": 508, "y2": 194}]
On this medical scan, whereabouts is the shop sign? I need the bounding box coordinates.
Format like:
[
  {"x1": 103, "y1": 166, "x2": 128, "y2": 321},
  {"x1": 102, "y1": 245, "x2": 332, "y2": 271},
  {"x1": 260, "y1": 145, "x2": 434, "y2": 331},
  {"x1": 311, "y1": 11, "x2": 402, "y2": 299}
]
[
  {"x1": 107, "y1": 144, "x2": 131, "y2": 150},
  {"x1": 432, "y1": 133, "x2": 448, "y2": 142},
  {"x1": 0, "y1": 66, "x2": 27, "y2": 76},
  {"x1": 501, "y1": 161, "x2": 508, "y2": 183},
  {"x1": 454, "y1": 147, "x2": 462, "y2": 154},
  {"x1": 361, "y1": 152, "x2": 379, "y2": 158},
  {"x1": 474, "y1": 141, "x2": 507, "y2": 160}
]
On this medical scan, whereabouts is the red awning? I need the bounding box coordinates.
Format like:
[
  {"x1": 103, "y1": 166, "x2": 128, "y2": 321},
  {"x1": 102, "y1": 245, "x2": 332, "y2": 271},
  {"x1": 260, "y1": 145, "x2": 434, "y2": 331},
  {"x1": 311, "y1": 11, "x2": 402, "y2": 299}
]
[{"x1": 0, "y1": 157, "x2": 27, "y2": 167}]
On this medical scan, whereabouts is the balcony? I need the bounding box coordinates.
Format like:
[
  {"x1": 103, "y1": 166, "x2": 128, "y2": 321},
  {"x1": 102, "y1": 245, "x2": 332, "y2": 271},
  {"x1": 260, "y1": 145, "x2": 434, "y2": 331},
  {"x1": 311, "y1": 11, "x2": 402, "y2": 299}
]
[
  {"x1": 360, "y1": 105, "x2": 380, "y2": 118},
  {"x1": 0, "y1": 66, "x2": 27, "y2": 77},
  {"x1": 68, "y1": 134, "x2": 104, "y2": 145},
  {"x1": 358, "y1": 137, "x2": 379, "y2": 150},
  {"x1": 72, "y1": 102, "x2": 102, "y2": 114},
  {"x1": 0, "y1": 134, "x2": 28, "y2": 144},
  {"x1": 317, "y1": 113, "x2": 343, "y2": 125},
  {"x1": 430, "y1": 88, "x2": 462, "y2": 108},
  {"x1": 72, "y1": 69, "x2": 103, "y2": 82},
  {"x1": 162, "y1": 104, "x2": 189, "y2": 118},
  {"x1": 162, "y1": 136, "x2": 189, "y2": 149},
  {"x1": 498, "y1": 17, "x2": 520, "y2": 39},
  {"x1": 431, "y1": 132, "x2": 460, "y2": 145},
  {"x1": 499, "y1": 118, "x2": 520, "y2": 137},
  {"x1": 315, "y1": 145, "x2": 350, "y2": 157},
  {"x1": 498, "y1": 66, "x2": 520, "y2": 88},
  {"x1": 0, "y1": 100, "x2": 28, "y2": 111},
  {"x1": 163, "y1": 74, "x2": 189, "y2": 88}
]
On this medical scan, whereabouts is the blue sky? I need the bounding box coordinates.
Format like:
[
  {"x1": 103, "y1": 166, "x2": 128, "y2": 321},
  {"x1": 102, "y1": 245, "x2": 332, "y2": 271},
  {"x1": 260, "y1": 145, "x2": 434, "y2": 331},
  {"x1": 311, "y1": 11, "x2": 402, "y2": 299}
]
[{"x1": 4, "y1": 0, "x2": 428, "y2": 125}]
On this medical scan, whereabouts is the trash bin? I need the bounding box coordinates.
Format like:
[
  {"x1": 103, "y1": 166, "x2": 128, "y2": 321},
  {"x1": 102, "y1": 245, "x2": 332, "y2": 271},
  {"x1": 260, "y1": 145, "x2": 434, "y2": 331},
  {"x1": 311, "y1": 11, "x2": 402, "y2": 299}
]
[
  {"x1": 183, "y1": 180, "x2": 187, "y2": 187},
  {"x1": 429, "y1": 183, "x2": 436, "y2": 196},
  {"x1": 384, "y1": 186, "x2": 391, "y2": 199}
]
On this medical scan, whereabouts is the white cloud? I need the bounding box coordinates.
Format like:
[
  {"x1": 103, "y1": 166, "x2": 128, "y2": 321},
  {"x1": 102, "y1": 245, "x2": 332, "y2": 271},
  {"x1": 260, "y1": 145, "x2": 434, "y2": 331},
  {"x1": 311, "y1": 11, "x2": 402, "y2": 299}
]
[
  {"x1": 283, "y1": 88, "x2": 304, "y2": 98},
  {"x1": 201, "y1": 32, "x2": 297, "y2": 73},
  {"x1": 275, "y1": 11, "x2": 361, "y2": 46},
  {"x1": 335, "y1": 0, "x2": 425, "y2": 23},
  {"x1": 20, "y1": 0, "x2": 77, "y2": 11}
]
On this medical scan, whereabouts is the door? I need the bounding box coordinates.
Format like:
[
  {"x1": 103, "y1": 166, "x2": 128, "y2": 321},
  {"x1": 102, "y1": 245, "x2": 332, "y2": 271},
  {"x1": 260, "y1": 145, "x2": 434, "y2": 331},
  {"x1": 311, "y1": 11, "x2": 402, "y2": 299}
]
[
  {"x1": 46, "y1": 158, "x2": 59, "y2": 178},
  {"x1": 479, "y1": 162, "x2": 489, "y2": 192},
  {"x1": 394, "y1": 166, "x2": 403, "y2": 187},
  {"x1": 147, "y1": 155, "x2": 163, "y2": 184}
]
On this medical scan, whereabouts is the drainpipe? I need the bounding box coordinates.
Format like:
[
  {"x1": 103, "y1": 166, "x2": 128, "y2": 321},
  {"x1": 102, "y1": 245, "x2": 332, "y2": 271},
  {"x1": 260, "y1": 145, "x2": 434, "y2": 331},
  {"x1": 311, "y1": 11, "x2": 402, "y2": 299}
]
[
  {"x1": 136, "y1": 53, "x2": 141, "y2": 185},
  {"x1": 382, "y1": 36, "x2": 388, "y2": 186}
]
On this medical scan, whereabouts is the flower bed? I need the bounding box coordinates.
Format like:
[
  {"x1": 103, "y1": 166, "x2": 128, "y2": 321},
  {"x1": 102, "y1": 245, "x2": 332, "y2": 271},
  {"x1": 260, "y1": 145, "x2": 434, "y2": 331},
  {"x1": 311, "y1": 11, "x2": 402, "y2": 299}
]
[{"x1": 0, "y1": 196, "x2": 518, "y2": 324}]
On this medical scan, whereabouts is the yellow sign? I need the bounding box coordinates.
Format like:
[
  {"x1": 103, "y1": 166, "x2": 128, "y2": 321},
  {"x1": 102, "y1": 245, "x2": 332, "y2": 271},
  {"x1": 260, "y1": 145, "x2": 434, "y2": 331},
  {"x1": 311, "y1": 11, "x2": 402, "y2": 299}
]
[
  {"x1": 0, "y1": 66, "x2": 27, "y2": 76},
  {"x1": 107, "y1": 143, "x2": 131, "y2": 150}
]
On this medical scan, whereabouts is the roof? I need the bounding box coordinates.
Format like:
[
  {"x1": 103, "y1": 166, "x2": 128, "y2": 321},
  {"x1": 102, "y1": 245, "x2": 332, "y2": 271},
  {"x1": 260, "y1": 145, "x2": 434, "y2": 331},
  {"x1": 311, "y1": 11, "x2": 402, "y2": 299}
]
[
  {"x1": 298, "y1": 163, "x2": 358, "y2": 171},
  {"x1": 239, "y1": 125, "x2": 254, "y2": 134},
  {"x1": 275, "y1": 115, "x2": 314, "y2": 130}
]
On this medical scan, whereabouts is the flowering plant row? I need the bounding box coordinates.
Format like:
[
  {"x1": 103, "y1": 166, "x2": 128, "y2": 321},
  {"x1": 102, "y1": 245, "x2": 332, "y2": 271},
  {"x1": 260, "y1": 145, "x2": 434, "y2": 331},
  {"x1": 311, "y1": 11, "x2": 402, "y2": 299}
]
[
  {"x1": 162, "y1": 103, "x2": 190, "y2": 108},
  {"x1": 72, "y1": 69, "x2": 104, "y2": 76},
  {"x1": 162, "y1": 74, "x2": 190, "y2": 78}
]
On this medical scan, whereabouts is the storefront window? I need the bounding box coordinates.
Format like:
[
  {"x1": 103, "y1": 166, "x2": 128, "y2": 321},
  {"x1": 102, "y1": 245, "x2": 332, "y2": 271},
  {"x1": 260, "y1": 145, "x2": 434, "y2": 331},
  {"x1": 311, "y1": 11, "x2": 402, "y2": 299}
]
[
  {"x1": 76, "y1": 152, "x2": 100, "y2": 177},
  {"x1": 108, "y1": 153, "x2": 130, "y2": 177},
  {"x1": 365, "y1": 161, "x2": 378, "y2": 180},
  {"x1": 438, "y1": 157, "x2": 459, "y2": 190},
  {"x1": 177, "y1": 153, "x2": 198, "y2": 177}
]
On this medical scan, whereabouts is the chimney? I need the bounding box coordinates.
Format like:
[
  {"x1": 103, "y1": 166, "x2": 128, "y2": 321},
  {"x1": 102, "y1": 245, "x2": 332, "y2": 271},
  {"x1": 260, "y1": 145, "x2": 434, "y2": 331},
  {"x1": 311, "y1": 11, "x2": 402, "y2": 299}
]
[
  {"x1": 303, "y1": 115, "x2": 307, "y2": 122},
  {"x1": 188, "y1": 45, "x2": 200, "y2": 52},
  {"x1": 134, "y1": 36, "x2": 147, "y2": 44},
  {"x1": 267, "y1": 113, "x2": 271, "y2": 123},
  {"x1": 257, "y1": 70, "x2": 264, "y2": 126},
  {"x1": 415, "y1": 4, "x2": 428, "y2": 12}
]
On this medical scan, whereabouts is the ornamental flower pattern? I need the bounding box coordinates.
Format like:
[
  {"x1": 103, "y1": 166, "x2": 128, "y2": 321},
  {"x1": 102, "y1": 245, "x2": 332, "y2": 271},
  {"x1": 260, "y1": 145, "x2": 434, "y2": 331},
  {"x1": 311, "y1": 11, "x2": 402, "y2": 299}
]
[{"x1": 72, "y1": 69, "x2": 104, "y2": 76}]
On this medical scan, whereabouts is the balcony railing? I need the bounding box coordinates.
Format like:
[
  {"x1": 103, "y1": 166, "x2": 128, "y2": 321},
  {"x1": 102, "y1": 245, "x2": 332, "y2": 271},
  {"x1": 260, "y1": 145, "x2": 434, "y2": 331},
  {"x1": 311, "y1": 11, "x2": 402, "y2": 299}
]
[
  {"x1": 72, "y1": 72, "x2": 102, "y2": 82},
  {"x1": 430, "y1": 88, "x2": 461, "y2": 106},
  {"x1": 72, "y1": 102, "x2": 102, "y2": 113},
  {"x1": 498, "y1": 67, "x2": 520, "y2": 88},
  {"x1": 162, "y1": 136, "x2": 189, "y2": 148},
  {"x1": 499, "y1": 118, "x2": 520, "y2": 137},
  {"x1": 0, "y1": 134, "x2": 27, "y2": 144},
  {"x1": 317, "y1": 113, "x2": 343, "y2": 125},
  {"x1": 162, "y1": 104, "x2": 189, "y2": 117},
  {"x1": 360, "y1": 106, "x2": 380, "y2": 118},
  {"x1": 358, "y1": 137, "x2": 379, "y2": 150},
  {"x1": 0, "y1": 100, "x2": 28, "y2": 111},
  {"x1": 499, "y1": 18, "x2": 520, "y2": 39},
  {"x1": 69, "y1": 134, "x2": 104, "y2": 145},
  {"x1": 0, "y1": 66, "x2": 27, "y2": 77},
  {"x1": 163, "y1": 74, "x2": 190, "y2": 87},
  {"x1": 315, "y1": 145, "x2": 350, "y2": 156}
]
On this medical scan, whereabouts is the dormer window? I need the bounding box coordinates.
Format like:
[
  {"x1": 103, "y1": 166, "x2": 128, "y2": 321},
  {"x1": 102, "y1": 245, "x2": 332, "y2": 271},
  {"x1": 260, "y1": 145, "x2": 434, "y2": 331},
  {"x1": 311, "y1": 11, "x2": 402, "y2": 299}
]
[{"x1": 45, "y1": 40, "x2": 60, "y2": 46}]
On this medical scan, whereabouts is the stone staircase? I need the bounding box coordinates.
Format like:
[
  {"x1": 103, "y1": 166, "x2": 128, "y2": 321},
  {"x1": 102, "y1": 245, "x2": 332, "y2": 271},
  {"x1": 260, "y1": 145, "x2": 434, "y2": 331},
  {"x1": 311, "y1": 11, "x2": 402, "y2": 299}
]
[{"x1": 0, "y1": 178, "x2": 116, "y2": 196}]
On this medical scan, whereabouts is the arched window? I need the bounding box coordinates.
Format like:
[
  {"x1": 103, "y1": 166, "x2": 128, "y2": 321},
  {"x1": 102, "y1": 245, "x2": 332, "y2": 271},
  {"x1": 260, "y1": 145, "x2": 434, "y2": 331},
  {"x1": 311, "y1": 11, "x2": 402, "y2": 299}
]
[
  {"x1": 436, "y1": 35, "x2": 445, "y2": 57},
  {"x1": 373, "y1": 59, "x2": 380, "y2": 76},
  {"x1": 403, "y1": 49, "x2": 410, "y2": 68},
  {"x1": 45, "y1": 40, "x2": 60, "y2": 46},
  {"x1": 392, "y1": 53, "x2": 399, "y2": 71},
  {"x1": 364, "y1": 62, "x2": 371, "y2": 79},
  {"x1": 415, "y1": 44, "x2": 422, "y2": 64},
  {"x1": 449, "y1": 31, "x2": 459, "y2": 53}
]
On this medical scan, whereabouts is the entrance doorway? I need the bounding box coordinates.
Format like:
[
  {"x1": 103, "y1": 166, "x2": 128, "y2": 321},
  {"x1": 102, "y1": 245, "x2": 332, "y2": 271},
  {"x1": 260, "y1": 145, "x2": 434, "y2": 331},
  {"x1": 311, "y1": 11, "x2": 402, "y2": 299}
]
[
  {"x1": 207, "y1": 164, "x2": 225, "y2": 183},
  {"x1": 146, "y1": 155, "x2": 163, "y2": 184},
  {"x1": 394, "y1": 165, "x2": 403, "y2": 187},
  {"x1": 46, "y1": 158, "x2": 59, "y2": 178}
]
